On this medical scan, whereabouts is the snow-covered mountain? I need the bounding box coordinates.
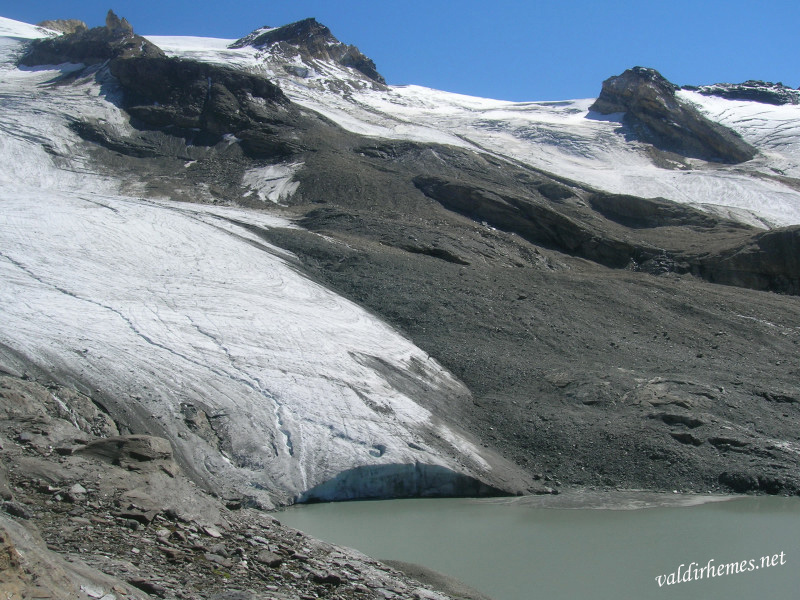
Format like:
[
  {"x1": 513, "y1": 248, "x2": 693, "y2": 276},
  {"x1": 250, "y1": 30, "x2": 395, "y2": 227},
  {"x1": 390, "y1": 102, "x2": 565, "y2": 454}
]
[
  {"x1": 1, "y1": 13, "x2": 799, "y2": 506},
  {"x1": 145, "y1": 22, "x2": 800, "y2": 228}
]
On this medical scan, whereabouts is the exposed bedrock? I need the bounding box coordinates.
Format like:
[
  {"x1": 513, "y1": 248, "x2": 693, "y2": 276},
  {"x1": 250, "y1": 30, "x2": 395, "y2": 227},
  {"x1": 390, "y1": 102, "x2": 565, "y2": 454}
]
[
  {"x1": 696, "y1": 225, "x2": 800, "y2": 295},
  {"x1": 22, "y1": 11, "x2": 303, "y2": 162},
  {"x1": 414, "y1": 174, "x2": 800, "y2": 295},
  {"x1": 587, "y1": 192, "x2": 727, "y2": 229},
  {"x1": 413, "y1": 175, "x2": 648, "y2": 268},
  {"x1": 590, "y1": 67, "x2": 757, "y2": 164},
  {"x1": 686, "y1": 80, "x2": 800, "y2": 106},
  {"x1": 108, "y1": 56, "x2": 300, "y2": 158},
  {"x1": 36, "y1": 19, "x2": 89, "y2": 35}
]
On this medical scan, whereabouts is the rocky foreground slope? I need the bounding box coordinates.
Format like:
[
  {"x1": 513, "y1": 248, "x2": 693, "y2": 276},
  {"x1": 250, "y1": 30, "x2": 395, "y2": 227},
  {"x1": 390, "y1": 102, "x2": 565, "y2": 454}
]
[{"x1": 1, "y1": 375, "x2": 478, "y2": 600}]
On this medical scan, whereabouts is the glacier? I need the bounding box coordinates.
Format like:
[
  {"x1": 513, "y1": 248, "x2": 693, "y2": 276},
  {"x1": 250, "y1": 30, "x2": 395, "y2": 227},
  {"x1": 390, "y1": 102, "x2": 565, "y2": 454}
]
[{"x1": 0, "y1": 17, "x2": 526, "y2": 506}]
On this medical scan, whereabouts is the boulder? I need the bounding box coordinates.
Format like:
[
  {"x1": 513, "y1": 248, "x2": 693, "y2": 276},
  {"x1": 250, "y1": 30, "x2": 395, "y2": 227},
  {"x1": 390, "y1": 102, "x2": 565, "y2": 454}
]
[
  {"x1": 255, "y1": 549, "x2": 284, "y2": 567},
  {"x1": 75, "y1": 435, "x2": 176, "y2": 473}
]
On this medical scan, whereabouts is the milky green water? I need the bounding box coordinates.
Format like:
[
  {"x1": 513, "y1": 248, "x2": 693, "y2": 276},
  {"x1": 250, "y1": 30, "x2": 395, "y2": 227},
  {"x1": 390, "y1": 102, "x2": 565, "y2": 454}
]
[{"x1": 275, "y1": 492, "x2": 800, "y2": 600}]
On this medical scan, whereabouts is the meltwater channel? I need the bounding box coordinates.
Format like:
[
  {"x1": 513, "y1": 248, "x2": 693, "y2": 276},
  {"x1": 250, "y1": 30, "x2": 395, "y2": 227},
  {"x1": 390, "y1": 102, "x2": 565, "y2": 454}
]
[{"x1": 274, "y1": 491, "x2": 800, "y2": 600}]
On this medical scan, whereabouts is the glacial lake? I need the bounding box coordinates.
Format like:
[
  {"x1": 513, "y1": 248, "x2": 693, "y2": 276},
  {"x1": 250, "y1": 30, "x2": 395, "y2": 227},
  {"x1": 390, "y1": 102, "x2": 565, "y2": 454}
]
[{"x1": 275, "y1": 491, "x2": 800, "y2": 600}]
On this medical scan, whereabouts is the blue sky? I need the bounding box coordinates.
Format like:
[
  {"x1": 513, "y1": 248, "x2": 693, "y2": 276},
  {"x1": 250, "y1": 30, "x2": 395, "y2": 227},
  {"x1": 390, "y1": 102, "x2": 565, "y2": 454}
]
[{"x1": 1, "y1": 0, "x2": 797, "y2": 101}]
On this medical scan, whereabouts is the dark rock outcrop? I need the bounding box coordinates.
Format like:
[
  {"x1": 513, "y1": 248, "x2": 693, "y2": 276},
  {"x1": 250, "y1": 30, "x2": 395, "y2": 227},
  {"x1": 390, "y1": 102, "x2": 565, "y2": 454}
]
[
  {"x1": 686, "y1": 80, "x2": 800, "y2": 106},
  {"x1": 230, "y1": 18, "x2": 386, "y2": 85},
  {"x1": 588, "y1": 192, "x2": 730, "y2": 229},
  {"x1": 718, "y1": 471, "x2": 789, "y2": 494},
  {"x1": 590, "y1": 67, "x2": 757, "y2": 164},
  {"x1": 697, "y1": 225, "x2": 800, "y2": 294},
  {"x1": 20, "y1": 10, "x2": 164, "y2": 67},
  {"x1": 108, "y1": 56, "x2": 298, "y2": 158},
  {"x1": 413, "y1": 176, "x2": 652, "y2": 268},
  {"x1": 23, "y1": 12, "x2": 300, "y2": 161}
]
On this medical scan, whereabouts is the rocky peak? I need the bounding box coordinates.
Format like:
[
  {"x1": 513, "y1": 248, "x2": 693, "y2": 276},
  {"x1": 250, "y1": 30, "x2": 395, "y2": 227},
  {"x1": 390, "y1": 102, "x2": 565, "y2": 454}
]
[
  {"x1": 685, "y1": 80, "x2": 800, "y2": 106},
  {"x1": 20, "y1": 10, "x2": 164, "y2": 68},
  {"x1": 590, "y1": 67, "x2": 679, "y2": 115},
  {"x1": 232, "y1": 17, "x2": 331, "y2": 49},
  {"x1": 590, "y1": 66, "x2": 757, "y2": 164},
  {"x1": 230, "y1": 18, "x2": 386, "y2": 85},
  {"x1": 104, "y1": 9, "x2": 133, "y2": 36},
  {"x1": 36, "y1": 19, "x2": 88, "y2": 35}
]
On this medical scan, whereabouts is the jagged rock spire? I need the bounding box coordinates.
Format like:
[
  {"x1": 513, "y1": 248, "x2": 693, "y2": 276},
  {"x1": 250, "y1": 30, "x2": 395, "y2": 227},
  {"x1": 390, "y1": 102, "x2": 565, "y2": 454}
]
[
  {"x1": 19, "y1": 10, "x2": 164, "y2": 67},
  {"x1": 105, "y1": 10, "x2": 134, "y2": 36}
]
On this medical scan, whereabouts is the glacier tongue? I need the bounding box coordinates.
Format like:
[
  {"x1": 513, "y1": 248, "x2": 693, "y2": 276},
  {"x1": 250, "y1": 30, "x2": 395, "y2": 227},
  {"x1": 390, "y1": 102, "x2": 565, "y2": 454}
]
[
  {"x1": 0, "y1": 27, "x2": 519, "y2": 505},
  {"x1": 0, "y1": 188, "x2": 506, "y2": 505}
]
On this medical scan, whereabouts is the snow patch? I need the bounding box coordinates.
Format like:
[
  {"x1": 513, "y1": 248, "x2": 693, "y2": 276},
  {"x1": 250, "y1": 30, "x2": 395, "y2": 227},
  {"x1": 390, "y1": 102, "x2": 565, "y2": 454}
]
[{"x1": 242, "y1": 162, "x2": 303, "y2": 204}]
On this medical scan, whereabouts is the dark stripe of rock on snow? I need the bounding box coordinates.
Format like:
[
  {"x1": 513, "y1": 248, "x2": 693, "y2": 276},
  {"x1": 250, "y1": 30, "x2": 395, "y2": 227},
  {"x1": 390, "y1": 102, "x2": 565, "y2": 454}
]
[{"x1": 685, "y1": 80, "x2": 800, "y2": 106}]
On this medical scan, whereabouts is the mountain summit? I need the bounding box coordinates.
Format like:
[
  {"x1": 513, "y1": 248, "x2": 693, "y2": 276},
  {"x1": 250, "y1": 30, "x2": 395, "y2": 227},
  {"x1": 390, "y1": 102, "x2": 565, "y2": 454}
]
[
  {"x1": 20, "y1": 9, "x2": 163, "y2": 66},
  {"x1": 230, "y1": 18, "x2": 386, "y2": 85}
]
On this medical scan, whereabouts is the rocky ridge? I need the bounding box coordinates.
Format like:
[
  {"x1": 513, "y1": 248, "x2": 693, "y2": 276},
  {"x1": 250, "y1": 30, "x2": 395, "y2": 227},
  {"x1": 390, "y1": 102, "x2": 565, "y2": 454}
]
[
  {"x1": 686, "y1": 80, "x2": 800, "y2": 106},
  {"x1": 20, "y1": 11, "x2": 163, "y2": 67}
]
